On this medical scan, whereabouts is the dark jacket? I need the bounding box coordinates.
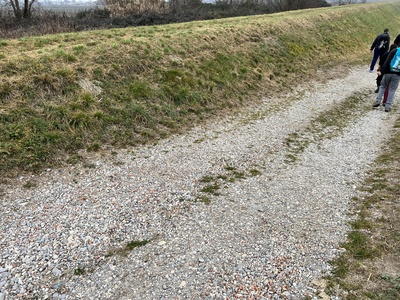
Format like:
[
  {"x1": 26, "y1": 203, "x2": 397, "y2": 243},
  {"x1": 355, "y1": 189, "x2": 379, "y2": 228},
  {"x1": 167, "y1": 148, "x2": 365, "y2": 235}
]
[
  {"x1": 379, "y1": 50, "x2": 391, "y2": 68},
  {"x1": 370, "y1": 32, "x2": 390, "y2": 53},
  {"x1": 394, "y1": 34, "x2": 400, "y2": 46},
  {"x1": 380, "y1": 48, "x2": 400, "y2": 76}
]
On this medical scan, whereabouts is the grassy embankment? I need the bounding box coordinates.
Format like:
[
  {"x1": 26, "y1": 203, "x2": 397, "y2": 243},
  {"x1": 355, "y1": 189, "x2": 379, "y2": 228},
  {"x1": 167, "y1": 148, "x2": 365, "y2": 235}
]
[{"x1": 1, "y1": 2, "x2": 400, "y2": 176}]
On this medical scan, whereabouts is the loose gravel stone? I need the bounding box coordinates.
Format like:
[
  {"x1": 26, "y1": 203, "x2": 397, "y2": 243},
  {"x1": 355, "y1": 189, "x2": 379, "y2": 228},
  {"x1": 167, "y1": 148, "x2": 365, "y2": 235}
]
[{"x1": 0, "y1": 67, "x2": 397, "y2": 299}]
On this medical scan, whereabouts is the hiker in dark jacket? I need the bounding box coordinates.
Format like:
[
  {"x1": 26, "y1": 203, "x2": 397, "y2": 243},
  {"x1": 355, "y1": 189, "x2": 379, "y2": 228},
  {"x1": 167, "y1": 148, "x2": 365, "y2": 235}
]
[
  {"x1": 376, "y1": 43, "x2": 398, "y2": 92},
  {"x1": 375, "y1": 44, "x2": 398, "y2": 107},
  {"x1": 373, "y1": 47, "x2": 400, "y2": 112},
  {"x1": 370, "y1": 28, "x2": 390, "y2": 72}
]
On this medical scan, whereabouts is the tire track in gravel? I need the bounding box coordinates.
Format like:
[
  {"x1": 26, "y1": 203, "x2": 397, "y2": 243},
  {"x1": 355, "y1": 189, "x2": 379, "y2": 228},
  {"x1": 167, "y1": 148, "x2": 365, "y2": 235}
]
[
  {"x1": 62, "y1": 68, "x2": 398, "y2": 299},
  {"x1": 0, "y1": 67, "x2": 397, "y2": 299}
]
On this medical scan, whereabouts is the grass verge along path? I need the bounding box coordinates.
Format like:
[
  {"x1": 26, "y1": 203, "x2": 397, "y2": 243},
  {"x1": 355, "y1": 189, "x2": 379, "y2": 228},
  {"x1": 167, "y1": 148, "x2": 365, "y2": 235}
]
[{"x1": 326, "y1": 116, "x2": 400, "y2": 299}]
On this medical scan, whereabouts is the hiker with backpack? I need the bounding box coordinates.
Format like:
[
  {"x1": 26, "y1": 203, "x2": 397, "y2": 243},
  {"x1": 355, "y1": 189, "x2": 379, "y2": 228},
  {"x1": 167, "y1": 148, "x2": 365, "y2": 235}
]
[
  {"x1": 373, "y1": 45, "x2": 400, "y2": 112},
  {"x1": 369, "y1": 28, "x2": 390, "y2": 73},
  {"x1": 375, "y1": 43, "x2": 398, "y2": 107}
]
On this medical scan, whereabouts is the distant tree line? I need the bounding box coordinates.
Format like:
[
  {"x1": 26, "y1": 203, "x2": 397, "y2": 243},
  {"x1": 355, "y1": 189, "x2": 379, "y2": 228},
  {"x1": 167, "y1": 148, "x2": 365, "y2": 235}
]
[
  {"x1": 338, "y1": 0, "x2": 366, "y2": 4},
  {"x1": 102, "y1": 0, "x2": 333, "y2": 16},
  {"x1": 0, "y1": 0, "x2": 366, "y2": 38},
  {"x1": 1, "y1": 0, "x2": 332, "y2": 19}
]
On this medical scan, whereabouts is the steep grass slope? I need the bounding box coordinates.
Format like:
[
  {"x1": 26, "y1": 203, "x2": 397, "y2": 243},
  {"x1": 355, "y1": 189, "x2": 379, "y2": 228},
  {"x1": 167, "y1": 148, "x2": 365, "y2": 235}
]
[{"x1": 1, "y1": 2, "x2": 400, "y2": 175}]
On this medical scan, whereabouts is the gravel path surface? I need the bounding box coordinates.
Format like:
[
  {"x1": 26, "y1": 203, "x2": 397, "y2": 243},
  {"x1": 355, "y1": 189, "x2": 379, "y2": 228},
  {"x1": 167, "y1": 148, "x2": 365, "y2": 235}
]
[{"x1": 0, "y1": 67, "x2": 398, "y2": 300}]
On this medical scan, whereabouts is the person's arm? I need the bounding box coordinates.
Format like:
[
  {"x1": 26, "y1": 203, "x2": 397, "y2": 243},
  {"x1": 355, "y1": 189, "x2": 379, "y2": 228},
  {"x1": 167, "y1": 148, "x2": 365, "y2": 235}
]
[{"x1": 371, "y1": 35, "x2": 380, "y2": 51}]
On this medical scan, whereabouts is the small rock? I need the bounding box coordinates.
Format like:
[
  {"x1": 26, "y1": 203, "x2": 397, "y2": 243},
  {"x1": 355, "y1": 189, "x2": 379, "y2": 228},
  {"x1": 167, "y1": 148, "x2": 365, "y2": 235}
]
[
  {"x1": 52, "y1": 268, "x2": 62, "y2": 277},
  {"x1": 318, "y1": 291, "x2": 330, "y2": 300}
]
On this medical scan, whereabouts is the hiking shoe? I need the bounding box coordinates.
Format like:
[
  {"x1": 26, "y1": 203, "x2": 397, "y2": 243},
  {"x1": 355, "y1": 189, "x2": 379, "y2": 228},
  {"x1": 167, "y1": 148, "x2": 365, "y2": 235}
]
[
  {"x1": 369, "y1": 69, "x2": 373, "y2": 73},
  {"x1": 385, "y1": 107, "x2": 391, "y2": 112},
  {"x1": 373, "y1": 101, "x2": 381, "y2": 108},
  {"x1": 375, "y1": 87, "x2": 379, "y2": 93}
]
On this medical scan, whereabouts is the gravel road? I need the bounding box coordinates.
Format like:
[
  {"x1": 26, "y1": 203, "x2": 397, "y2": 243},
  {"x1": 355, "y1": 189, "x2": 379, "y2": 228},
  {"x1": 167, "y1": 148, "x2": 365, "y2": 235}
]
[{"x1": 0, "y1": 67, "x2": 398, "y2": 300}]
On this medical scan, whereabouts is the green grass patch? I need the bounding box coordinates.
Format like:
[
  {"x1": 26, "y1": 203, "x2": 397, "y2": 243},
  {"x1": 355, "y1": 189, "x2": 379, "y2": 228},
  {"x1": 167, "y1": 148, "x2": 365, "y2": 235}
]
[
  {"x1": 249, "y1": 169, "x2": 262, "y2": 176},
  {"x1": 74, "y1": 267, "x2": 85, "y2": 276},
  {"x1": 200, "y1": 183, "x2": 221, "y2": 195},
  {"x1": 195, "y1": 196, "x2": 211, "y2": 205},
  {"x1": 344, "y1": 231, "x2": 376, "y2": 259},
  {"x1": 199, "y1": 175, "x2": 215, "y2": 183},
  {"x1": 106, "y1": 239, "x2": 150, "y2": 257}
]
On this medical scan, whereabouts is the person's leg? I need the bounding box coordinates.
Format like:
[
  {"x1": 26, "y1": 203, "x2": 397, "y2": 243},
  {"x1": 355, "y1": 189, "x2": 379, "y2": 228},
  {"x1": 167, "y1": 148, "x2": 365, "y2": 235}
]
[
  {"x1": 384, "y1": 75, "x2": 400, "y2": 111},
  {"x1": 370, "y1": 48, "x2": 381, "y2": 71},
  {"x1": 383, "y1": 83, "x2": 389, "y2": 105},
  {"x1": 376, "y1": 74, "x2": 383, "y2": 92},
  {"x1": 374, "y1": 74, "x2": 389, "y2": 107}
]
